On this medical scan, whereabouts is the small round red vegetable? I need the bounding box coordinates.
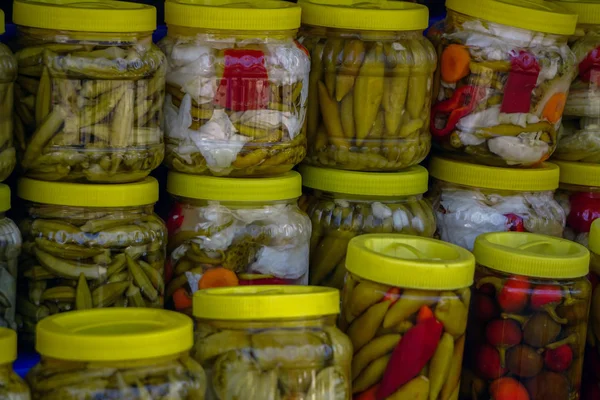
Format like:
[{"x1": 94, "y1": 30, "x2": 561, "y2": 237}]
[
  {"x1": 476, "y1": 344, "x2": 508, "y2": 380},
  {"x1": 486, "y1": 319, "x2": 522, "y2": 348},
  {"x1": 531, "y1": 285, "x2": 562, "y2": 310},
  {"x1": 544, "y1": 345, "x2": 573, "y2": 372},
  {"x1": 474, "y1": 294, "x2": 499, "y2": 321},
  {"x1": 567, "y1": 192, "x2": 600, "y2": 233},
  {"x1": 490, "y1": 377, "x2": 530, "y2": 400},
  {"x1": 498, "y1": 275, "x2": 530, "y2": 313},
  {"x1": 166, "y1": 202, "x2": 184, "y2": 236}
]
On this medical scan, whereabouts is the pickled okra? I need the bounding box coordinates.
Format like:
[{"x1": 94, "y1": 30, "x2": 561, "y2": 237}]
[
  {"x1": 161, "y1": 1, "x2": 309, "y2": 177},
  {"x1": 16, "y1": 178, "x2": 166, "y2": 342},
  {"x1": 0, "y1": 10, "x2": 17, "y2": 182},
  {"x1": 299, "y1": 1, "x2": 436, "y2": 171},
  {"x1": 0, "y1": 328, "x2": 30, "y2": 400},
  {"x1": 13, "y1": 1, "x2": 166, "y2": 183}
]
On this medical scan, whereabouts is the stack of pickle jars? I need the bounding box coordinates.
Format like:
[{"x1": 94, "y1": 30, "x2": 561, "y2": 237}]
[{"x1": 10, "y1": 0, "x2": 169, "y2": 342}]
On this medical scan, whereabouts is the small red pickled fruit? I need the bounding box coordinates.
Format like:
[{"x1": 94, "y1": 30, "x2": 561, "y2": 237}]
[
  {"x1": 530, "y1": 285, "x2": 563, "y2": 310},
  {"x1": 489, "y1": 377, "x2": 530, "y2": 400},
  {"x1": 474, "y1": 294, "x2": 500, "y2": 321},
  {"x1": 567, "y1": 192, "x2": 600, "y2": 233},
  {"x1": 582, "y1": 381, "x2": 600, "y2": 400},
  {"x1": 486, "y1": 319, "x2": 523, "y2": 348},
  {"x1": 543, "y1": 344, "x2": 573, "y2": 372},
  {"x1": 498, "y1": 276, "x2": 531, "y2": 313},
  {"x1": 166, "y1": 202, "x2": 184, "y2": 236},
  {"x1": 505, "y1": 213, "x2": 525, "y2": 232},
  {"x1": 475, "y1": 344, "x2": 508, "y2": 380}
]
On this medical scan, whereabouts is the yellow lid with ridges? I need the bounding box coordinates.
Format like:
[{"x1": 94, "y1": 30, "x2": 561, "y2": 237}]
[
  {"x1": 36, "y1": 309, "x2": 193, "y2": 361},
  {"x1": 18, "y1": 177, "x2": 159, "y2": 208},
  {"x1": 346, "y1": 234, "x2": 475, "y2": 290},
  {"x1": 299, "y1": 165, "x2": 428, "y2": 197},
  {"x1": 300, "y1": 0, "x2": 429, "y2": 31},
  {"x1": 447, "y1": 0, "x2": 577, "y2": 35},
  {"x1": 474, "y1": 232, "x2": 590, "y2": 279},
  {"x1": 0, "y1": 185, "x2": 11, "y2": 213},
  {"x1": 589, "y1": 219, "x2": 600, "y2": 256},
  {"x1": 429, "y1": 157, "x2": 560, "y2": 191},
  {"x1": 556, "y1": 1, "x2": 600, "y2": 25},
  {"x1": 0, "y1": 328, "x2": 17, "y2": 365},
  {"x1": 166, "y1": 0, "x2": 301, "y2": 31},
  {"x1": 13, "y1": 0, "x2": 156, "y2": 33},
  {"x1": 193, "y1": 286, "x2": 340, "y2": 320},
  {"x1": 167, "y1": 171, "x2": 302, "y2": 202},
  {"x1": 0, "y1": 10, "x2": 5, "y2": 35},
  {"x1": 554, "y1": 161, "x2": 600, "y2": 188}
]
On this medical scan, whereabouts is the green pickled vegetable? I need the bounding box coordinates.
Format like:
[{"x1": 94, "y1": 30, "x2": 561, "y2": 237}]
[
  {"x1": 0, "y1": 364, "x2": 30, "y2": 400},
  {"x1": 0, "y1": 42, "x2": 18, "y2": 182}
]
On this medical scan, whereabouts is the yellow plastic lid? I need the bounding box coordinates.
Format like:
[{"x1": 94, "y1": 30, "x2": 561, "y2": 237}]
[
  {"x1": 300, "y1": 0, "x2": 429, "y2": 31},
  {"x1": 346, "y1": 234, "x2": 476, "y2": 290},
  {"x1": 13, "y1": 0, "x2": 156, "y2": 33},
  {"x1": 165, "y1": 0, "x2": 301, "y2": 31},
  {"x1": 446, "y1": 0, "x2": 577, "y2": 36},
  {"x1": 0, "y1": 328, "x2": 17, "y2": 365},
  {"x1": 17, "y1": 177, "x2": 159, "y2": 208},
  {"x1": 590, "y1": 219, "x2": 600, "y2": 256},
  {"x1": 193, "y1": 286, "x2": 340, "y2": 320},
  {"x1": 554, "y1": 161, "x2": 600, "y2": 188},
  {"x1": 167, "y1": 171, "x2": 302, "y2": 202},
  {"x1": 473, "y1": 232, "x2": 590, "y2": 279},
  {"x1": 299, "y1": 165, "x2": 428, "y2": 197},
  {"x1": 556, "y1": 0, "x2": 600, "y2": 25},
  {"x1": 0, "y1": 184, "x2": 11, "y2": 213},
  {"x1": 429, "y1": 157, "x2": 560, "y2": 192},
  {"x1": 0, "y1": 10, "x2": 5, "y2": 35},
  {"x1": 36, "y1": 309, "x2": 193, "y2": 361}
]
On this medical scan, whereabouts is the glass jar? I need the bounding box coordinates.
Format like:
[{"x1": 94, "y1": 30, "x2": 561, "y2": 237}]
[
  {"x1": 16, "y1": 177, "x2": 166, "y2": 343},
  {"x1": 160, "y1": 0, "x2": 309, "y2": 177},
  {"x1": 554, "y1": 161, "x2": 600, "y2": 247},
  {"x1": 0, "y1": 328, "x2": 30, "y2": 399},
  {"x1": 586, "y1": 219, "x2": 600, "y2": 399},
  {"x1": 464, "y1": 232, "x2": 591, "y2": 400},
  {"x1": 0, "y1": 185, "x2": 22, "y2": 331},
  {"x1": 193, "y1": 285, "x2": 352, "y2": 400},
  {"x1": 27, "y1": 309, "x2": 206, "y2": 399},
  {"x1": 429, "y1": 157, "x2": 565, "y2": 251},
  {"x1": 298, "y1": 0, "x2": 436, "y2": 171},
  {"x1": 431, "y1": 0, "x2": 577, "y2": 167},
  {"x1": 299, "y1": 164, "x2": 435, "y2": 289},
  {"x1": 340, "y1": 234, "x2": 475, "y2": 399},
  {"x1": 12, "y1": 0, "x2": 166, "y2": 183},
  {"x1": 554, "y1": 2, "x2": 600, "y2": 163},
  {"x1": 0, "y1": 10, "x2": 17, "y2": 182},
  {"x1": 165, "y1": 171, "x2": 310, "y2": 314}
]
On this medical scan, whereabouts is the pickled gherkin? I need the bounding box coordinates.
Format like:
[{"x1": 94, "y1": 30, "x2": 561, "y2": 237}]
[
  {"x1": 0, "y1": 10, "x2": 17, "y2": 182},
  {"x1": 299, "y1": 0, "x2": 436, "y2": 171},
  {"x1": 28, "y1": 309, "x2": 205, "y2": 400},
  {"x1": 16, "y1": 178, "x2": 166, "y2": 343},
  {"x1": 160, "y1": 0, "x2": 309, "y2": 177},
  {"x1": 193, "y1": 286, "x2": 352, "y2": 400},
  {"x1": 299, "y1": 165, "x2": 435, "y2": 289},
  {"x1": 12, "y1": 0, "x2": 165, "y2": 183}
]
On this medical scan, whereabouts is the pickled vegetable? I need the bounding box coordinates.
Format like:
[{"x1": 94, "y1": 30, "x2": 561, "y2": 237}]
[
  {"x1": 13, "y1": 30, "x2": 166, "y2": 182},
  {"x1": 432, "y1": 8, "x2": 577, "y2": 166},
  {"x1": 159, "y1": 29, "x2": 309, "y2": 177},
  {"x1": 0, "y1": 215, "x2": 22, "y2": 331},
  {"x1": 0, "y1": 37, "x2": 17, "y2": 182},
  {"x1": 0, "y1": 328, "x2": 30, "y2": 399},
  {"x1": 583, "y1": 220, "x2": 600, "y2": 399}
]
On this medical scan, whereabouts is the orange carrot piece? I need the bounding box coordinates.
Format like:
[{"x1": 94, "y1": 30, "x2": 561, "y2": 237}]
[
  {"x1": 542, "y1": 93, "x2": 567, "y2": 124},
  {"x1": 354, "y1": 384, "x2": 379, "y2": 400},
  {"x1": 172, "y1": 287, "x2": 192, "y2": 311},
  {"x1": 417, "y1": 305, "x2": 434, "y2": 323},
  {"x1": 382, "y1": 287, "x2": 401, "y2": 305},
  {"x1": 199, "y1": 267, "x2": 239, "y2": 289},
  {"x1": 441, "y1": 44, "x2": 471, "y2": 83},
  {"x1": 490, "y1": 377, "x2": 530, "y2": 400}
]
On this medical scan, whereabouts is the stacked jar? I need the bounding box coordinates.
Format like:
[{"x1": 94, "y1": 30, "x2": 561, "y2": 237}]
[
  {"x1": 0, "y1": 10, "x2": 17, "y2": 182},
  {"x1": 585, "y1": 219, "x2": 600, "y2": 399},
  {"x1": 160, "y1": 0, "x2": 312, "y2": 301},
  {"x1": 0, "y1": 328, "x2": 30, "y2": 399}
]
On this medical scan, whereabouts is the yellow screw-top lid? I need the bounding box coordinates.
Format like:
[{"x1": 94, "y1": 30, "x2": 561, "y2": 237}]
[
  {"x1": 556, "y1": 0, "x2": 600, "y2": 25},
  {"x1": 299, "y1": 165, "x2": 428, "y2": 197},
  {"x1": 554, "y1": 161, "x2": 600, "y2": 188},
  {"x1": 193, "y1": 286, "x2": 340, "y2": 320},
  {"x1": 590, "y1": 219, "x2": 600, "y2": 256},
  {"x1": 429, "y1": 157, "x2": 560, "y2": 192},
  {"x1": 0, "y1": 10, "x2": 5, "y2": 35},
  {"x1": 446, "y1": 0, "x2": 577, "y2": 36},
  {"x1": 165, "y1": 0, "x2": 301, "y2": 31},
  {"x1": 300, "y1": 0, "x2": 429, "y2": 31},
  {"x1": 0, "y1": 184, "x2": 11, "y2": 213},
  {"x1": 167, "y1": 171, "x2": 302, "y2": 202},
  {"x1": 474, "y1": 232, "x2": 590, "y2": 279},
  {"x1": 13, "y1": 0, "x2": 156, "y2": 33},
  {"x1": 18, "y1": 177, "x2": 159, "y2": 208},
  {"x1": 36, "y1": 309, "x2": 193, "y2": 361},
  {"x1": 346, "y1": 234, "x2": 476, "y2": 290},
  {"x1": 0, "y1": 328, "x2": 17, "y2": 365}
]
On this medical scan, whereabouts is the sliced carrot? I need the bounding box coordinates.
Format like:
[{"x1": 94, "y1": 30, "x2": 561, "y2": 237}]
[
  {"x1": 354, "y1": 384, "x2": 379, "y2": 400},
  {"x1": 441, "y1": 44, "x2": 471, "y2": 83},
  {"x1": 172, "y1": 287, "x2": 192, "y2": 311},
  {"x1": 382, "y1": 287, "x2": 401, "y2": 305},
  {"x1": 542, "y1": 92, "x2": 567, "y2": 124},
  {"x1": 199, "y1": 267, "x2": 239, "y2": 289},
  {"x1": 417, "y1": 305, "x2": 434, "y2": 323}
]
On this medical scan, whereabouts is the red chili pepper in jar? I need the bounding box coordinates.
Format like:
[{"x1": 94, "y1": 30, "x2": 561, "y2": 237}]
[
  {"x1": 530, "y1": 284, "x2": 562, "y2": 310},
  {"x1": 504, "y1": 214, "x2": 525, "y2": 232},
  {"x1": 580, "y1": 46, "x2": 600, "y2": 85},
  {"x1": 478, "y1": 275, "x2": 531, "y2": 313},
  {"x1": 214, "y1": 49, "x2": 270, "y2": 112},
  {"x1": 166, "y1": 202, "x2": 184, "y2": 236},
  {"x1": 501, "y1": 50, "x2": 540, "y2": 114},
  {"x1": 430, "y1": 85, "x2": 487, "y2": 137},
  {"x1": 544, "y1": 344, "x2": 573, "y2": 372},
  {"x1": 567, "y1": 192, "x2": 600, "y2": 233}
]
